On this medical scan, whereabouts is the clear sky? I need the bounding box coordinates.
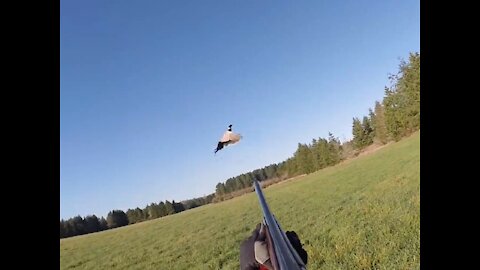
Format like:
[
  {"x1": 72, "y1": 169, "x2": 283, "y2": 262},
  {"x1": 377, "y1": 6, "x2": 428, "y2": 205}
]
[{"x1": 60, "y1": 0, "x2": 419, "y2": 219}]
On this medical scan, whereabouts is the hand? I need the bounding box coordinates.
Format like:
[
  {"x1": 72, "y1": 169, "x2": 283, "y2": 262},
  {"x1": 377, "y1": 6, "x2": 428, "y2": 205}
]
[
  {"x1": 239, "y1": 223, "x2": 261, "y2": 270},
  {"x1": 286, "y1": 231, "x2": 308, "y2": 265},
  {"x1": 240, "y1": 224, "x2": 308, "y2": 269}
]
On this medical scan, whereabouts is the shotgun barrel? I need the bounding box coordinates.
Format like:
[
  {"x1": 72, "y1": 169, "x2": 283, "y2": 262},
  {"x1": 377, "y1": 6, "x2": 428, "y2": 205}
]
[{"x1": 253, "y1": 180, "x2": 306, "y2": 270}]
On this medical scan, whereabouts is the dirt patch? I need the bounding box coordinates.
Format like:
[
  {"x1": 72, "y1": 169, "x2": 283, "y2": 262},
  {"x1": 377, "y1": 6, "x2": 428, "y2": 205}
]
[{"x1": 356, "y1": 142, "x2": 392, "y2": 157}]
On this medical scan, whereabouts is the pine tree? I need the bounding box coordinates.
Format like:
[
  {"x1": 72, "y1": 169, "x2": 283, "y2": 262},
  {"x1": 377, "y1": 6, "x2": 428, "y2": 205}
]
[
  {"x1": 328, "y1": 132, "x2": 341, "y2": 165},
  {"x1": 84, "y1": 215, "x2": 100, "y2": 234},
  {"x1": 312, "y1": 138, "x2": 329, "y2": 169},
  {"x1": 368, "y1": 108, "x2": 376, "y2": 139},
  {"x1": 215, "y1": 183, "x2": 226, "y2": 196},
  {"x1": 295, "y1": 143, "x2": 315, "y2": 174},
  {"x1": 60, "y1": 220, "x2": 66, "y2": 238},
  {"x1": 147, "y1": 203, "x2": 161, "y2": 219},
  {"x1": 126, "y1": 209, "x2": 137, "y2": 224},
  {"x1": 173, "y1": 200, "x2": 185, "y2": 213},
  {"x1": 352, "y1": 117, "x2": 364, "y2": 149},
  {"x1": 99, "y1": 217, "x2": 108, "y2": 231},
  {"x1": 362, "y1": 116, "x2": 374, "y2": 146},
  {"x1": 106, "y1": 210, "x2": 128, "y2": 229},
  {"x1": 164, "y1": 200, "x2": 175, "y2": 215},
  {"x1": 398, "y1": 52, "x2": 420, "y2": 132},
  {"x1": 384, "y1": 85, "x2": 405, "y2": 141},
  {"x1": 384, "y1": 52, "x2": 420, "y2": 140},
  {"x1": 64, "y1": 220, "x2": 75, "y2": 237},
  {"x1": 374, "y1": 101, "x2": 388, "y2": 144},
  {"x1": 71, "y1": 215, "x2": 85, "y2": 235},
  {"x1": 157, "y1": 202, "x2": 167, "y2": 217}
]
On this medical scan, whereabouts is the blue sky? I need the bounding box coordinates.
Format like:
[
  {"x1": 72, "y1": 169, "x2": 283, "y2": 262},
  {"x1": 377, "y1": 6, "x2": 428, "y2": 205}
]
[{"x1": 60, "y1": 0, "x2": 419, "y2": 219}]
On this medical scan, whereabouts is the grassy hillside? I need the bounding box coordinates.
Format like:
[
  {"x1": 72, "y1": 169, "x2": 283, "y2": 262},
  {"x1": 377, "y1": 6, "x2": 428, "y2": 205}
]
[{"x1": 60, "y1": 132, "x2": 420, "y2": 269}]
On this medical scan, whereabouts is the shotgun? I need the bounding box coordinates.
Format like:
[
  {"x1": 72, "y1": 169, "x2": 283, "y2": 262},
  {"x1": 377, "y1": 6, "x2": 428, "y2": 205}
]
[{"x1": 253, "y1": 180, "x2": 307, "y2": 270}]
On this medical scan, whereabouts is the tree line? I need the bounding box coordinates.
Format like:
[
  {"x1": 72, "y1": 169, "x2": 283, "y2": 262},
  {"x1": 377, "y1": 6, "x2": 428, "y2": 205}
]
[
  {"x1": 60, "y1": 196, "x2": 214, "y2": 239},
  {"x1": 214, "y1": 163, "x2": 281, "y2": 198},
  {"x1": 61, "y1": 52, "x2": 419, "y2": 239},
  {"x1": 352, "y1": 52, "x2": 420, "y2": 148}
]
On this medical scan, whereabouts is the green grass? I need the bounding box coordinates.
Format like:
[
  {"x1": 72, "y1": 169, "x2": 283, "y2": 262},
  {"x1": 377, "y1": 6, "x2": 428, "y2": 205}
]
[{"x1": 60, "y1": 132, "x2": 420, "y2": 270}]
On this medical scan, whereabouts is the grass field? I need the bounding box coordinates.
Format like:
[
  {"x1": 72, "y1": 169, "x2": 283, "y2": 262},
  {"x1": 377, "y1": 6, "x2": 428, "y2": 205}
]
[{"x1": 60, "y1": 132, "x2": 420, "y2": 270}]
